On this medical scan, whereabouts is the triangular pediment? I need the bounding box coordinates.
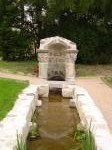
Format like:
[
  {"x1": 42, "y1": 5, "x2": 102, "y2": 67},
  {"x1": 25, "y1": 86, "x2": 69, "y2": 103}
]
[{"x1": 39, "y1": 36, "x2": 77, "y2": 50}]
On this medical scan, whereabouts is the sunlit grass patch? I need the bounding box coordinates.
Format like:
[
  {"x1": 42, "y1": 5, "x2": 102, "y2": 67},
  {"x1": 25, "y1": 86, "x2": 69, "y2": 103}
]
[{"x1": 0, "y1": 78, "x2": 28, "y2": 120}]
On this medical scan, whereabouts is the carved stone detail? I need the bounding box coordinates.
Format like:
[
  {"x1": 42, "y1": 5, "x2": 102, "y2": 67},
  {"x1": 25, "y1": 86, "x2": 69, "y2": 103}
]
[
  {"x1": 38, "y1": 54, "x2": 48, "y2": 62},
  {"x1": 37, "y1": 36, "x2": 78, "y2": 81}
]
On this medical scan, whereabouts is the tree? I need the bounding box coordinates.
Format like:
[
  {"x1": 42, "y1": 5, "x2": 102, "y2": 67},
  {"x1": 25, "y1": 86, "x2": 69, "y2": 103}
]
[
  {"x1": 24, "y1": 0, "x2": 48, "y2": 56},
  {"x1": 0, "y1": 0, "x2": 33, "y2": 60},
  {"x1": 0, "y1": 0, "x2": 112, "y2": 63}
]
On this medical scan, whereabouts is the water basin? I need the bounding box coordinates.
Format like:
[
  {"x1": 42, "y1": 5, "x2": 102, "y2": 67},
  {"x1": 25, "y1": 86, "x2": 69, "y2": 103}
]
[{"x1": 27, "y1": 89, "x2": 80, "y2": 150}]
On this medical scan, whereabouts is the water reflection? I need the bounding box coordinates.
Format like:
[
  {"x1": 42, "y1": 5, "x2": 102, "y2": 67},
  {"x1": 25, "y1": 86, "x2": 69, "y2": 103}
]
[{"x1": 27, "y1": 89, "x2": 79, "y2": 150}]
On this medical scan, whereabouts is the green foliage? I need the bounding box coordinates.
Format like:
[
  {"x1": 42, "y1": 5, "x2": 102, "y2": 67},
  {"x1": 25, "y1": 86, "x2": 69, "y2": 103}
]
[
  {"x1": 0, "y1": 28, "x2": 32, "y2": 61},
  {"x1": 0, "y1": 0, "x2": 33, "y2": 61},
  {"x1": 46, "y1": 0, "x2": 112, "y2": 64},
  {"x1": 0, "y1": 60, "x2": 36, "y2": 75},
  {"x1": 29, "y1": 110, "x2": 40, "y2": 138},
  {"x1": 0, "y1": 78, "x2": 28, "y2": 120},
  {"x1": 30, "y1": 122, "x2": 39, "y2": 138},
  {"x1": 45, "y1": 15, "x2": 112, "y2": 64},
  {"x1": 0, "y1": 0, "x2": 112, "y2": 63},
  {"x1": 106, "y1": 76, "x2": 112, "y2": 83},
  {"x1": 74, "y1": 124, "x2": 96, "y2": 150},
  {"x1": 16, "y1": 133, "x2": 27, "y2": 150},
  {"x1": 48, "y1": 0, "x2": 94, "y2": 17},
  {"x1": 104, "y1": 76, "x2": 112, "y2": 87},
  {"x1": 81, "y1": 130, "x2": 96, "y2": 150},
  {"x1": 0, "y1": 0, "x2": 42, "y2": 61}
]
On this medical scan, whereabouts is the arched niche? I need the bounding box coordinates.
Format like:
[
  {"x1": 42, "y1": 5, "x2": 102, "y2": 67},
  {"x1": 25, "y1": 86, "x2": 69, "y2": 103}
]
[{"x1": 47, "y1": 43, "x2": 67, "y2": 81}]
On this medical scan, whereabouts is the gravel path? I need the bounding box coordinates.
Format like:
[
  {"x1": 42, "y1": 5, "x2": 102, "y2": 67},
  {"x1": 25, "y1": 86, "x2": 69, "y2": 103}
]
[
  {"x1": 0, "y1": 72, "x2": 47, "y2": 84},
  {"x1": 0, "y1": 72, "x2": 112, "y2": 130}
]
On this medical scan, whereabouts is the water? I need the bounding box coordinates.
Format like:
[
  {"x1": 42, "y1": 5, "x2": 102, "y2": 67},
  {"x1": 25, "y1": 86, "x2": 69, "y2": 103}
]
[{"x1": 27, "y1": 88, "x2": 80, "y2": 150}]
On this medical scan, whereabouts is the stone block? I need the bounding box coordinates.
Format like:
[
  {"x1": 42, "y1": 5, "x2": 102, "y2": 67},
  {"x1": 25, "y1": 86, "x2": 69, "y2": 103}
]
[
  {"x1": 75, "y1": 85, "x2": 112, "y2": 150},
  {"x1": 75, "y1": 86, "x2": 87, "y2": 95},
  {"x1": 38, "y1": 84, "x2": 49, "y2": 97},
  {"x1": 62, "y1": 87, "x2": 73, "y2": 97},
  {"x1": 37, "y1": 100, "x2": 42, "y2": 107},
  {"x1": 78, "y1": 95, "x2": 95, "y2": 105},
  {"x1": 69, "y1": 99, "x2": 76, "y2": 107},
  {"x1": 94, "y1": 129, "x2": 112, "y2": 150},
  {"x1": 49, "y1": 81, "x2": 63, "y2": 88},
  {"x1": 22, "y1": 84, "x2": 38, "y2": 95}
]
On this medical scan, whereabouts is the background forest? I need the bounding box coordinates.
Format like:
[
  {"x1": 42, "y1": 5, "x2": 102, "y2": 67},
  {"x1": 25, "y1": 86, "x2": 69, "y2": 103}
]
[{"x1": 0, "y1": 0, "x2": 112, "y2": 64}]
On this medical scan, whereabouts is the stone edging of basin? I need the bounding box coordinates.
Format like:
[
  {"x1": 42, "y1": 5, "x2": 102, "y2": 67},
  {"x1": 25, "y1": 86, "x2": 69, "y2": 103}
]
[
  {"x1": 75, "y1": 86, "x2": 112, "y2": 150},
  {"x1": 0, "y1": 84, "x2": 39, "y2": 150},
  {"x1": 0, "y1": 82, "x2": 112, "y2": 150}
]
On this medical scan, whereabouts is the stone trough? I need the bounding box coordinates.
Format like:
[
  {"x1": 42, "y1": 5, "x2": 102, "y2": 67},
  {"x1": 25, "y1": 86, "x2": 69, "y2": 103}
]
[{"x1": 0, "y1": 83, "x2": 112, "y2": 150}]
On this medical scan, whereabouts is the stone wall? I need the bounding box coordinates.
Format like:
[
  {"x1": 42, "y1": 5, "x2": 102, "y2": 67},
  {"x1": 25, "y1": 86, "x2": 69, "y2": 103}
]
[
  {"x1": 0, "y1": 84, "x2": 39, "y2": 150},
  {"x1": 0, "y1": 83, "x2": 50, "y2": 150},
  {"x1": 62, "y1": 83, "x2": 112, "y2": 149},
  {"x1": 74, "y1": 86, "x2": 112, "y2": 150}
]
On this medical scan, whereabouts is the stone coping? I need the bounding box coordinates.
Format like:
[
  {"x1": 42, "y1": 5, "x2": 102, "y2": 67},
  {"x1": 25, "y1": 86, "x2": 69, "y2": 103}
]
[
  {"x1": 75, "y1": 86, "x2": 112, "y2": 150},
  {"x1": 0, "y1": 84, "x2": 39, "y2": 150},
  {"x1": 37, "y1": 49, "x2": 78, "y2": 53}
]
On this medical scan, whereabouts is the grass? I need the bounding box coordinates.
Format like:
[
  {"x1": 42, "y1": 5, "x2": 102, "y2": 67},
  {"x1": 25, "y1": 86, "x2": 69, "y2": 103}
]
[
  {"x1": 76, "y1": 64, "x2": 112, "y2": 77},
  {"x1": 0, "y1": 60, "x2": 112, "y2": 89},
  {"x1": 0, "y1": 78, "x2": 28, "y2": 120},
  {"x1": 0, "y1": 60, "x2": 37, "y2": 75},
  {"x1": 74, "y1": 123, "x2": 96, "y2": 150},
  {"x1": 0, "y1": 61, "x2": 112, "y2": 77},
  {"x1": 103, "y1": 76, "x2": 112, "y2": 87},
  {"x1": 16, "y1": 133, "x2": 27, "y2": 150}
]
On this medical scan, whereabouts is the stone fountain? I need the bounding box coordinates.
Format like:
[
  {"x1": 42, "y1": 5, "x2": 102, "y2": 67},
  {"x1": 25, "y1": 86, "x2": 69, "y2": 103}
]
[{"x1": 37, "y1": 36, "x2": 78, "y2": 82}]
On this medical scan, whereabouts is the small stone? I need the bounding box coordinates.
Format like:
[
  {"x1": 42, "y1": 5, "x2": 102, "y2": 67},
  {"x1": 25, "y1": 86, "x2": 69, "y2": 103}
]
[
  {"x1": 37, "y1": 100, "x2": 42, "y2": 107},
  {"x1": 38, "y1": 84, "x2": 49, "y2": 97},
  {"x1": 69, "y1": 99, "x2": 76, "y2": 107}
]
